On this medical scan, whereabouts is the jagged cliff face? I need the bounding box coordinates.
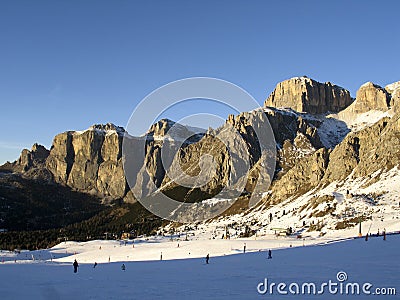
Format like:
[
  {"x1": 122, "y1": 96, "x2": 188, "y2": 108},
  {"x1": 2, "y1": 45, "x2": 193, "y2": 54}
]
[
  {"x1": 43, "y1": 124, "x2": 128, "y2": 200},
  {"x1": 45, "y1": 131, "x2": 74, "y2": 183},
  {"x1": 341, "y1": 81, "x2": 399, "y2": 117},
  {"x1": 347, "y1": 82, "x2": 390, "y2": 114},
  {"x1": 14, "y1": 143, "x2": 49, "y2": 173},
  {"x1": 4, "y1": 76, "x2": 400, "y2": 226},
  {"x1": 264, "y1": 77, "x2": 353, "y2": 114},
  {"x1": 6, "y1": 110, "x2": 321, "y2": 205}
]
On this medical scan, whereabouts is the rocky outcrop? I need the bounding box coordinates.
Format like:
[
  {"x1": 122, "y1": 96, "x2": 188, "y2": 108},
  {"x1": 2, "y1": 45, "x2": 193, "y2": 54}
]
[
  {"x1": 12, "y1": 124, "x2": 129, "y2": 200},
  {"x1": 0, "y1": 143, "x2": 50, "y2": 174},
  {"x1": 347, "y1": 82, "x2": 390, "y2": 114},
  {"x1": 14, "y1": 143, "x2": 49, "y2": 172},
  {"x1": 264, "y1": 108, "x2": 322, "y2": 148},
  {"x1": 266, "y1": 148, "x2": 330, "y2": 204},
  {"x1": 385, "y1": 81, "x2": 400, "y2": 113},
  {"x1": 264, "y1": 77, "x2": 353, "y2": 114},
  {"x1": 262, "y1": 108, "x2": 324, "y2": 174},
  {"x1": 339, "y1": 81, "x2": 400, "y2": 120},
  {"x1": 0, "y1": 143, "x2": 52, "y2": 181}
]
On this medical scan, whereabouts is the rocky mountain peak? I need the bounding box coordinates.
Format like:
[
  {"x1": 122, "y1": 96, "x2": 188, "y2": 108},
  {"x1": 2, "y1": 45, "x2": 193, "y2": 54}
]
[
  {"x1": 146, "y1": 118, "x2": 176, "y2": 136},
  {"x1": 30, "y1": 143, "x2": 49, "y2": 157},
  {"x1": 145, "y1": 119, "x2": 204, "y2": 142},
  {"x1": 264, "y1": 77, "x2": 353, "y2": 114},
  {"x1": 2, "y1": 143, "x2": 51, "y2": 173},
  {"x1": 344, "y1": 81, "x2": 391, "y2": 115},
  {"x1": 87, "y1": 123, "x2": 125, "y2": 135},
  {"x1": 385, "y1": 81, "x2": 400, "y2": 113},
  {"x1": 385, "y1": 81, "x2": 400, "y2": 94}
]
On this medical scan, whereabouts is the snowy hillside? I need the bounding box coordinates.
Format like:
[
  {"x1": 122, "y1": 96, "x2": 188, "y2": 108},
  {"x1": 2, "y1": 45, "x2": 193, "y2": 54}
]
[{"x1": 182, "y1": 165, "x2": 400, "y2": 244}]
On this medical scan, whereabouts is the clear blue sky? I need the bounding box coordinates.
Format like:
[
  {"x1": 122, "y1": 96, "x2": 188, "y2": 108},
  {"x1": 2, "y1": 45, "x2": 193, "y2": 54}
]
[{"x1": 1, "y1": 0, "x2": 399, "y2": 164}]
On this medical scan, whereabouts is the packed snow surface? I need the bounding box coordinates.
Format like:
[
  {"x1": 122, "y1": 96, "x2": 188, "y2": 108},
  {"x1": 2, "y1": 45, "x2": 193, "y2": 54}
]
[{"x1": 0, "y1": 234, "x2": 399, "y2": 299}]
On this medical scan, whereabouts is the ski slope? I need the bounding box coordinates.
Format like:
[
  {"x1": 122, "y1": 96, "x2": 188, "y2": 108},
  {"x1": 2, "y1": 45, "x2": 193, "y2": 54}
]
[{"x1": 0, "y1": 234, "x2": 399, "y2": 299}]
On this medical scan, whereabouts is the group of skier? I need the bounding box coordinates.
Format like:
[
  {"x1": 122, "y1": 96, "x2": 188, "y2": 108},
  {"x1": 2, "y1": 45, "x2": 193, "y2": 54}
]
[
  {"x1": 204, "y1": 249, "x2": 272, "y2": 265},
  {"x1": 72, "y1": 247, "x2": 273, "y2": 273},
  {"x1": 73, "y1": 259, "x2": 126, "y2": 273},
  {"x1": 365, "y1": 228, "x2": 388, "y2": 241}
]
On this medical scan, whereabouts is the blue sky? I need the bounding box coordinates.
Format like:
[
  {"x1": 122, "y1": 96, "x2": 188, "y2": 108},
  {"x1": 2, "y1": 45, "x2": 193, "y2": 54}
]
[{"x1": 1, "y1": 0, "x2": 399, "y2": 164}]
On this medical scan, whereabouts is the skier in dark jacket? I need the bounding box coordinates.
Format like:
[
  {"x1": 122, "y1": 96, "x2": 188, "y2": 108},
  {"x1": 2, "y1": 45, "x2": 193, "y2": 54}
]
[
  {"x1": 206, "y1": 254, "x2": 209, "y2": 264},
  {"x1": 73, "y1": 259, "x2": 79, "y2": 273},
  {"x1": 267, "y1": 249, "x2": 272, "y2": 259}
]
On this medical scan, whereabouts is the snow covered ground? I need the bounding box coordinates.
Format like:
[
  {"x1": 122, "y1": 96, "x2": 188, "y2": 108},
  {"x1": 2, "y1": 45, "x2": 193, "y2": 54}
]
[
  {"x1": 0, "y1": 234, "x2": 399, "y2": 299},
  {"x1": 187, "y1": 165, "x2": 400, "y2": 250}
]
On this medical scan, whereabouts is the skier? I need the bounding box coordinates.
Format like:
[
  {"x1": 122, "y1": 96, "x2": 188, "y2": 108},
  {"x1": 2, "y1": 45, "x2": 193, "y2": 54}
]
[
  {"x1": 267, "y1": 249, "x2": 272, "y2": 259},
  {"x1": 121, "y1": 263, "x2": 126, "y2": 271},
  {"x1": 383, "y1": 230, "x2": 386, "y2": 241},
  {"x1": 93, "y1": 262, "x2": 97, "y2": 268},
  {"x1": 206, "y1": 254, "x2": 209, "y2": 264},
  {"x1": 243, "y1": 243, "x2": 246, "y2": 254},
  {"x1": 73, "y1": 259, "x2": 79, "y2": 273}
]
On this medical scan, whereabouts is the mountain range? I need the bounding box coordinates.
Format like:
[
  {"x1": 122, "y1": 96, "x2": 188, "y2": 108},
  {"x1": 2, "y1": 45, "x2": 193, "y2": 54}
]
[{"x1": 1, "y1": 76, "x2": 399, "y2": 248}]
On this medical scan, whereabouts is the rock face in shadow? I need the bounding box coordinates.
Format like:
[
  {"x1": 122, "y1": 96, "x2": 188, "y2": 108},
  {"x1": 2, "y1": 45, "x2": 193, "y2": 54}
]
[
  {"x1": 13, "y1": 143, "x2": 49, "y2": 172},
  {"x1": 45, "y1": 131, "x2": 74, "y2": 183},
  {"x1": 264, "y1": 77, "x2": 353, "y2": 114}
]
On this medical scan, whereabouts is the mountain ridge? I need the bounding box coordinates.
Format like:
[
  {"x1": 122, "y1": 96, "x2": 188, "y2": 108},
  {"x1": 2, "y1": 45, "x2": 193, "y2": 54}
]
[{"x1": 1, "y1": 76, "x2": 399, "y2": 239}]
